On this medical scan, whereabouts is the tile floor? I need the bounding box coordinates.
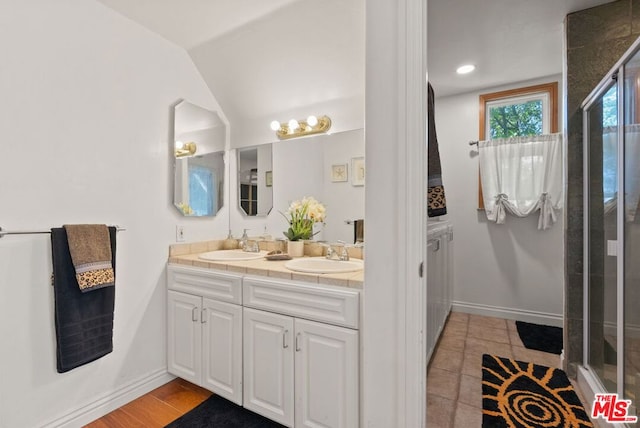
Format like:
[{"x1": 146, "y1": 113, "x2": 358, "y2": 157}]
[{"x1": 426, "y1": 312, "x2": 592, "y2": 427}]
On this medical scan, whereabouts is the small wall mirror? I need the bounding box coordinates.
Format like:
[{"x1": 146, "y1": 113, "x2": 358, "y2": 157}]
[
  {"x1": 237, "y1": 144, "x2": 273, "y2": 216},
  {"x1": 173, "y1": 100, "x2": 226, "y2": 216}
]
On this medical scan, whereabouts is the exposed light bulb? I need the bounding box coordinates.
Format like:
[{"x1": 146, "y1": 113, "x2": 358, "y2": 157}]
[
  {"x1": 307, "y1": 115, "x2": 318, "y2": 127},
  {"x1": 288, "y1": 119, "x2": 299, "y2": 131},
  {"x1": 456, "y1": 64, "x2": 475, "y2": 75},
  {"x1": 175, "y1": 141, "x2": 184, "y2": 149},
  {"x1": 270, "y1": 120, "x2": 281, "y2": 131}
]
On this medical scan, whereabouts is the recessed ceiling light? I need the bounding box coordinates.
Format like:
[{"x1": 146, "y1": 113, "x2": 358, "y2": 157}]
[{"x1": 456, "y1": 64, "x2": 475, "y2": 75}]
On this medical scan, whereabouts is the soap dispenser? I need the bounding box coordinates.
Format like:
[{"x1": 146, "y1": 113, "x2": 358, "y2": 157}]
[{"x1": 239, "y1": 229, "x2": 249, "y2": 250}]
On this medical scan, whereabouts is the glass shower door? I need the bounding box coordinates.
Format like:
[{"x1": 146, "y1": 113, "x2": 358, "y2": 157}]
[
  {"x1": 586, "y1": 82, "x2": 618, "y2": 393},
  {"x1": 584, "y1": 36, "x2": 640, "y2": 415},
  {"x1": 624, "y1": 49, "x2": 640, "y2": 413}
]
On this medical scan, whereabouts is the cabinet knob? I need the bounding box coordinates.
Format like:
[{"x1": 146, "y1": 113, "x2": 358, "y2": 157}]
[
  {"x1": 295, "y1": 333, "x2": 302, "y2": 352},
  {"x1": 201, "y1": 308, "x2": 207, "y2": 323},
  {"x1": 192, "y1": 307, "x2": 198, "y2": 322},
  {"x1": 283, "y1": 329, "x2": 289, "y2": 349}
]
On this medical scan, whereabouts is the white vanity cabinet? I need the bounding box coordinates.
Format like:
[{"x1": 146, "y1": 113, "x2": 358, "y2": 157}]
[
  {"x1": 167, "y1": 264, "x2": 361, "y2": 428},
  {"x1": 426, "y1": 222, "x2": 453, "y2": 362},
  {"x1": 242, "y1": 276, "x2": 360, "y2": 428},
  {"x1": 167, "y1": 265, "x2": 243, "y2": 405}
]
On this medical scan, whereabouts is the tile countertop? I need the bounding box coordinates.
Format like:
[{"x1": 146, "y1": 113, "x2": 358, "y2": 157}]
[{"x1": 168, "y1": 253, "x2": 363, "y2": 289}]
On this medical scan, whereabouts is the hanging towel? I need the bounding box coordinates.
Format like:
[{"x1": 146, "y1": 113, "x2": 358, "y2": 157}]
[
  {"x1": 428, "y1": 83, "x2": 447, "y2": 217},
  {"x1": 51, "y1": 227, "x2": 116, "y2": 373},
  {"x1": 63, "y1": 224, "x2": 114, "y2": 292}
]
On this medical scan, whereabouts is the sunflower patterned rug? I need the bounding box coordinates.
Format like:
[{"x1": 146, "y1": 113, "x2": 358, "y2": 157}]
[{"x1": 482, "y1": 354, "x2": 593, "y2": 427}]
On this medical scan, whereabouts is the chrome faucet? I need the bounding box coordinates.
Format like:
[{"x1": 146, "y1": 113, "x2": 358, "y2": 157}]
[
  {"x1": 244, "y1": 240, "x2": 260, "y2": 253},
  {"x1": 325, "y1": 241, "x2": 350, "y2": 261}
]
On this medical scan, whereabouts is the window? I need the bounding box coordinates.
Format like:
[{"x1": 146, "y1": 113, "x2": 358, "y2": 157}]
[
  {"x1": 478, "y1": 82, "x2": 558, "y2": 208},
  {"x1": 188, "y1": 165, "x2": 217, "y2": 216}
]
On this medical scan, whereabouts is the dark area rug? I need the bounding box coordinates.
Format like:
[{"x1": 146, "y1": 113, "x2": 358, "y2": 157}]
[
  {"x1": 164, "y1": 395, "x2": 286, "y2": 428},
  {"x1": 482, "y1": 354, "x2": 593, "y2": 428},
  {"x1": 516, "y1": 320, "x2": 563, "y2": 355}
]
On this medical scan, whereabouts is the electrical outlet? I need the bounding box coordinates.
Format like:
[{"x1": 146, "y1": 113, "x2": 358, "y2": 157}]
[{"x1": 176, "y1": 225, "x2": 185, "y2": 242}]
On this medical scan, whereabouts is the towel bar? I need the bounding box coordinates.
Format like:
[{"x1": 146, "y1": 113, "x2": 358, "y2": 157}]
[{"x1": 0, "y1": 226, "x2": 126, "y2": 239}]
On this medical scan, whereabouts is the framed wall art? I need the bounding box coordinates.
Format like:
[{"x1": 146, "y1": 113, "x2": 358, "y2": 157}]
[
  {"x1": 331, "y1": 163, "x2": 348, "y2": 182},
  {"x1": 351, "y1": 157, "x2": 365, "y2": 186}
]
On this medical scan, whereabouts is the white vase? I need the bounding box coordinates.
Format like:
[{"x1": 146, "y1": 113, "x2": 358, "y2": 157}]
[{"x1": 287, "y1": 240, "x2": 305, "y2": 257}]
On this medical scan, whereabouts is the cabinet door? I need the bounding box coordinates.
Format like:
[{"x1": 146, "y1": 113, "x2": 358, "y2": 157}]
[
  {"x1": 201, "y1": 298, "x2": 242, "y2": 405},
  {"x1": 243, "y1": 308, "x2": 294, "y2": 427},
  {"x1": 167, "y1": 290, "x2": 201, "y2": 385},
  {"x1": 426, "y1": 238, "x2": 438, "y2": 361},
  {"x1": 294, "y1": 318, "x2": 359, "y2": 428}
]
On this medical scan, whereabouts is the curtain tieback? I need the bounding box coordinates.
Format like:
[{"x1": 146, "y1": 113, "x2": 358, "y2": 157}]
[
  {"x1": 537, "y1": 192, "x2": 556, "y2": 230},
  {"x1": 494, "y1": 193, "x2": 509, "y2": 224}
]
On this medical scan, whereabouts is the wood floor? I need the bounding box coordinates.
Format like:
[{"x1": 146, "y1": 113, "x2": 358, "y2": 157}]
[{"x1": 84, "y1": 378, "x2": 211, "y2": 427}]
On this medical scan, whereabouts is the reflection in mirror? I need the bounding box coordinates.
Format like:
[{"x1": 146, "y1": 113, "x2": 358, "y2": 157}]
[
  {"x1": 173, "y1": 101, "x2": 226, "y2": 216},
  {"x1": 237, "y1": 145, "x2": 273, "y2": 216},
  {"x1": 229, "y1": 129, "x2": 364, "y2": 244}
]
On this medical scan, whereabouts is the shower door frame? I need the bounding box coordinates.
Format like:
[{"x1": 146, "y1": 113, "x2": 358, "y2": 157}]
[{"x1": 581, "y1": 35, "x2": 640, "y2": 416}]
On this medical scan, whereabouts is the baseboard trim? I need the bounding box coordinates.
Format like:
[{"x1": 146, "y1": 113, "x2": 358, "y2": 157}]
[
  {"x1": 451, "y1": 300, "x2": 563, "y2": 327},
  {"x1": 42, "y1": 368, "x2": 175, "y2": 428}
]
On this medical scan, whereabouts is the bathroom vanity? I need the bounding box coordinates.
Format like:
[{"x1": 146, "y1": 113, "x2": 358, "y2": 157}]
[
  {"x1": 167, "y1": 245, "x2": 362, "y2": 428},
  {"x1": 426, "y1": 221, "x2": 453, "y2": 362}
]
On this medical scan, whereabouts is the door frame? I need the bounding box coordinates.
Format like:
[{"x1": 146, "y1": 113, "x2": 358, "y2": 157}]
[{"x1": 363, "y1": 0, "x2": 428, "y2": 426}]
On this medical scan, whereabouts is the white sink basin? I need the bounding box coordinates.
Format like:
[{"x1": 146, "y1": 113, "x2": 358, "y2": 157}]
[
  {"x1": 198, "y1": 249, "x2": 268, "y2": 261},
  {"x1": 285, "y1": 257, "x2": 364, "y2": 274}
]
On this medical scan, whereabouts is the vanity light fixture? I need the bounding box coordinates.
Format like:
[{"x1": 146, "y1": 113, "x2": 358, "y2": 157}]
[
  {"x1": 270, "y1": 115, "x2": 332, "y2": 140},
  {"x1": 175, "y1": 141, "x2": 197, "y2": 157}
]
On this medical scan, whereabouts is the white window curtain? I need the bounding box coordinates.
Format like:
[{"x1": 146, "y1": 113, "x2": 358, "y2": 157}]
[{"x1": 479, "y1": 133, "x2": 563, "y2": 229}]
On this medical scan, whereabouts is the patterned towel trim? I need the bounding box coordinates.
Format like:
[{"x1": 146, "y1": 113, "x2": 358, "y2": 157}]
[
  {"x1": 76, "y1": 262, "x2": 115, "y2": 292},
  {"x1": 428, "y1": 184, "x2": 447, "y2": 217}
]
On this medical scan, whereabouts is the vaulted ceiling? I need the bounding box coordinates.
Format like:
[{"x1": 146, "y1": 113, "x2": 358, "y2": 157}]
[{"x1": 98, "y1": 0, "x2": 613, "y2": 141}]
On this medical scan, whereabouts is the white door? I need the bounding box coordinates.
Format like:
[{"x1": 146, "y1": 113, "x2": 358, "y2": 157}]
[
  {"x1": 167, "y1": 290, "x2": 201, "y2": 385},
  {"x1": 243, "y1": 308, "x2": 294, "y2": 427},
  {"x1": 202, "y1": 298, "x2": 242, "y2": 405},
  {"x1": 294, "y1": 318, "x2": 359, "y2": 428}
]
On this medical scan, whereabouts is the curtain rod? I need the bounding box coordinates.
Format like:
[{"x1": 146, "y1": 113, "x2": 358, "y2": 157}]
[
  {"x1": 469, "y1": 132, "x2": 563, "y2": 147},
  {"x1": 0, "y1": 226, "x2": 126, "y2": 239}
]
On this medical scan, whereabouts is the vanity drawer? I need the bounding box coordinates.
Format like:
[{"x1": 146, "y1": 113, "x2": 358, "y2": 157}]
[
  {"x1": 168, "y1": 264, "x2": 242, "y2": 304},
  {"x1": 243, "y1": 276, "x2": 359, "y2": 329}
]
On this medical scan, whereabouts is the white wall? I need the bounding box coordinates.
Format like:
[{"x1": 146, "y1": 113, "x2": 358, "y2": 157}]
[
  {"x1": 0, "y1": 1, "x2": 228, "y2": 427},
  {"x1": 433, "y1": 75, "x2": 565, "y2": 325},
  {"x1": 229, "y1": 129, "x2": 365, "y2": 244}
]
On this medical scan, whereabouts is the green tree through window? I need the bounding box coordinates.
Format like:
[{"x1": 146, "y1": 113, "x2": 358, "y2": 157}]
[{"x1": 489, "y1": 100, "x2": 543, "y2": 138}]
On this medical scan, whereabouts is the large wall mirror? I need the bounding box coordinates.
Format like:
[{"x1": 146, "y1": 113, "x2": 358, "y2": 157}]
[
  {"x1": 237, "y1": 144, "x2": 273, "y2": 216},
  {"x1": 229, "y1": 129, "x2": 364, "y2": 243},
  {"x1": 173, "y1": 100, "x2": 226, "y2": 217}
]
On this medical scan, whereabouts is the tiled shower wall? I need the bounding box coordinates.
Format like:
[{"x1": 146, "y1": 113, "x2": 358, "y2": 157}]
[{"x1": 565, "y1": 0, "x2": 640, "y2": 377}]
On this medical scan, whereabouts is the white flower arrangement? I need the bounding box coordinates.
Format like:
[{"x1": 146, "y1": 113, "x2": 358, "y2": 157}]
[{"x1": 281, "y1": 196, "x2": 326, "y2": 241}]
